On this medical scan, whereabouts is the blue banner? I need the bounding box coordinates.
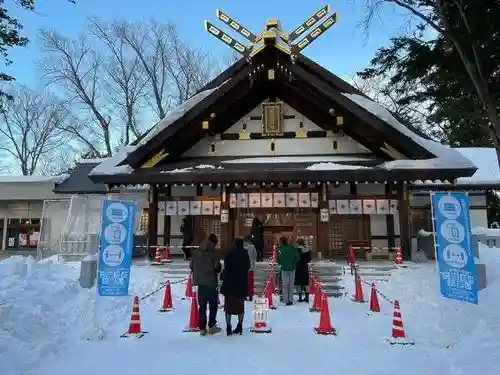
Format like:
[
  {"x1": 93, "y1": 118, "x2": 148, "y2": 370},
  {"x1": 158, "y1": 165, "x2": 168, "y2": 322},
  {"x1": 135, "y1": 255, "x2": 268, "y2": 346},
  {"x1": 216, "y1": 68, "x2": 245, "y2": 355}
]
[
  {"x1": 430, "y1": 192, "x2": 478, "y2": 304},
  {"x1": 97, "y1": 200, "x2": 137, "y2": 297}
]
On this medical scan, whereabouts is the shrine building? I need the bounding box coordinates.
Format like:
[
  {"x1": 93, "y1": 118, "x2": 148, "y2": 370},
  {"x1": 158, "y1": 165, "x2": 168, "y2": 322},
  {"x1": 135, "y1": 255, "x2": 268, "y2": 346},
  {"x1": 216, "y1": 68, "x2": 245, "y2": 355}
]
[{"x1": 78, "y1": 6, "x2": 492, "y2": 261}]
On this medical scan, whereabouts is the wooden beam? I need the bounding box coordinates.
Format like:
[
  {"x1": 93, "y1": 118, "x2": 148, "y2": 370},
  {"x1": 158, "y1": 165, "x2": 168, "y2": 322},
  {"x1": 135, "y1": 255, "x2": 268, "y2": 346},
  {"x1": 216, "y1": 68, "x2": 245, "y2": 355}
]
[
  {"x1": 289, "y1": 5, "x2": 330, "y2": 42},
  {"x1": 397, "y1": 181, "x2": 411, "y2": 261},
  {"x1": 204, "y1": 21, "x2": 249, "y2": 55},
  {"x1": 292, "y1": 13, "x2": 337, "y2": 55},
  {"x1": 124, "y1": 64, "x2": 252, "y2": 168},
  {"x1": 288, "y1": 63, "x2": 435, "y2": 159},
  {"x1": 216, "y1": 9, "x2": 257, "y2": 43},
  {"x1": 276, "y1": 82, "x2": 393, "y2": 160}
]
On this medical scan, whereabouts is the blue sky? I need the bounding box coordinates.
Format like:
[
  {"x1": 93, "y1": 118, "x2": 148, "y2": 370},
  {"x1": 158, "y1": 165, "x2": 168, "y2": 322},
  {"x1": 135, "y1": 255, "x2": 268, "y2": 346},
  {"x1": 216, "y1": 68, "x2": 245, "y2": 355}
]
[{"x1": 5, "y1": 0, "x2": 410, "y2": 87}]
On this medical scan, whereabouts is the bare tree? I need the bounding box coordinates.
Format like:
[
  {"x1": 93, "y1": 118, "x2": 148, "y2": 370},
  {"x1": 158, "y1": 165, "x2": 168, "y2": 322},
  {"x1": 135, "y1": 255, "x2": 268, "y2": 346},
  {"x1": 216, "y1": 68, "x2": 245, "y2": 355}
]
[
  {"x1": 38, "y1": 29, "x2": 113, "y2": 157},
  {"x1": 361, "y1": 0, "x2": 500, "y2": 164},
  {"x1": 114, "y1": 20, "x2": 222, "y2": 120},
  {"x1": 88, "y1": 18, "x2": 149, "y2": 144},
  {"x1": 0, "y1": 84, "x2": 70, "y2": 175}
]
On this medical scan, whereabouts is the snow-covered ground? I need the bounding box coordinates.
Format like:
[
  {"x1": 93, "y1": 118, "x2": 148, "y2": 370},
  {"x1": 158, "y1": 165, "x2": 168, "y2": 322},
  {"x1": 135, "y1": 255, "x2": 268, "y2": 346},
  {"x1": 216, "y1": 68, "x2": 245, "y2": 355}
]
[{"x1": 1, "y1": 247, "x2": 499, "y2": 375}]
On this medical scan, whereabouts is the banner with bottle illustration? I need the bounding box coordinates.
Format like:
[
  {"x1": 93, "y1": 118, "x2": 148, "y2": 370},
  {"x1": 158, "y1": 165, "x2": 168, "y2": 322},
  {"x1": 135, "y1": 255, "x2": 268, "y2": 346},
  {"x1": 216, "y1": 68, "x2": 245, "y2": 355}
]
[
  {"x1": 430, "y1": 192, "x2": 478, "y2": 304},
  {"x1": 97, "y1": 200, "x2": 137, "y2": 297}
]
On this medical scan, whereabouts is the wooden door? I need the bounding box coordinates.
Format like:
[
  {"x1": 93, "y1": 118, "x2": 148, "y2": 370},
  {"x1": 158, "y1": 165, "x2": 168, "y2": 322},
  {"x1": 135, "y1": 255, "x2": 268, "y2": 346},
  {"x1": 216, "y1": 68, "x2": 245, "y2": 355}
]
[{"x1": 327, "y1": 215, "x2": 371, "y2": 259}]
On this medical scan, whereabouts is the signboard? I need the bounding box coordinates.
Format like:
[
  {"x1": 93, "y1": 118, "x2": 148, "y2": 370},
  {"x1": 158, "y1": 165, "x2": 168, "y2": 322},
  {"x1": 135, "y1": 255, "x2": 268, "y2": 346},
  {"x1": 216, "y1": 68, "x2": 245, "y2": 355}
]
[
  {"x1": 430, "y1": 192, "x2": 478, "y2": 304},
  {"x1": 97, "y1": 200, "x2": 137, "y2": 297}
]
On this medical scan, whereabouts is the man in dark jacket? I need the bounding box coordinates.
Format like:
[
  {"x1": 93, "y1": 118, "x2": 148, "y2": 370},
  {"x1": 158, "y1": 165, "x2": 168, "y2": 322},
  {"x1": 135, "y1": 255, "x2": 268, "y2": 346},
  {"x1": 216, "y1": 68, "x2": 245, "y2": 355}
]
[{"x1": 189, "y1": 233, "x2": 222, "y2": 335}]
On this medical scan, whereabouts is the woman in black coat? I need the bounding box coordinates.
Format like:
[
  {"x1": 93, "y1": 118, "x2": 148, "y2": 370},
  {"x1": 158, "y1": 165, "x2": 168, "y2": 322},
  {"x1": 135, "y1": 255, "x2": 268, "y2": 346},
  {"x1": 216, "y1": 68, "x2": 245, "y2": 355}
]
[
  {"x1": 294, "y1": 238, "x2": 312, "y2": 302},
  {"x1": 220, "y1": 238, "x2": 250, "y2": 336}
]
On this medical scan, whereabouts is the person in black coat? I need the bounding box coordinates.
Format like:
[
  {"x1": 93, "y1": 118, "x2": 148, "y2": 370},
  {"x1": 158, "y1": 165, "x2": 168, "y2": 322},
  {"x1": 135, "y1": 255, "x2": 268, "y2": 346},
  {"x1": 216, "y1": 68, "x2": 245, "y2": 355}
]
[
  {"x1": 250, "y1": 217, "x2": 264, "y2": 261},
  {"x1": 220, "y1": 238, "x2": 250, "y2": 336},
  {"x1": 294, "y1": 238, "x2": 312, "y2": 302},
  {"x1": 180, "y1": 217, "x2": 194, "y2": 260}
]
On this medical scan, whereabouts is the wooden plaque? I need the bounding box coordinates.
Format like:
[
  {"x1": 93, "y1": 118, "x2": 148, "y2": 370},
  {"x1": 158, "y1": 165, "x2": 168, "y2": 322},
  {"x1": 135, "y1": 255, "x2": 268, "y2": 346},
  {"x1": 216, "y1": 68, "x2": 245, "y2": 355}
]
[{"x1": 262, "y1": 102, "x2": 283, "y2": 136}]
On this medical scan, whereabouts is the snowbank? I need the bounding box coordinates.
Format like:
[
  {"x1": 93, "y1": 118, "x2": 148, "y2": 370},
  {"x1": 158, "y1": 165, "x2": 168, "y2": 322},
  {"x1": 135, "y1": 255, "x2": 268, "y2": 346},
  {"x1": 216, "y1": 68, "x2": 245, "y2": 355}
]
[{"x1": 0, "y1": 256, "x2": 164, "y2": 375}]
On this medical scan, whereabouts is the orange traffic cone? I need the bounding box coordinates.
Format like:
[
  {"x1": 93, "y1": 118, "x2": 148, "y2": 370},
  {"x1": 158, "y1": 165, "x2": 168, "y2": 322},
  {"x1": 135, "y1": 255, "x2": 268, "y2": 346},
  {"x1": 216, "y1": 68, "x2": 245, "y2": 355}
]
[
  {"x1": 183, "y1": 291, "x2": 200, "y2": 332},
  {"x1": 151, "y1": 248, "x2": 162, "y2": 265},
  {"x1": 310, "y1": 282, "x2": 322, "y2": 312},
  {"x1": 267, "y1": 273, "x2": 276, "y2": 295},
  {"x1": 309, "y1": 274, "x2": 316, "y2": 295},
  {"x1": 183, "y1": 272, "x2": 193, "y2": 300},
  {"x1": 389, "y1": 300, "x2": 414, "y2": 345},
  {"x1": 314, "y1": 294, "x2": 336, "y2": 335},
  {"x1": 161, "y1": 246, "x2": 173, "y2": 264},
  {"x1": 159, "y1": 281, "x2": 173, "y2": 312},
  {"x1": 352, "y1": 275, "x2": 366, "y2": 303},
  {"x1": 395, "y1": 248, "x2": 403, "y2": 265},
  {"x1": 265, "y1": 277, "x2": 276, "y2": 310},
  {"x1": 121, "y1": 296, "x2": 148, "y2": 338},
  {"x1": 369, "y1": 282, "x2": 380, "y2": 313}
]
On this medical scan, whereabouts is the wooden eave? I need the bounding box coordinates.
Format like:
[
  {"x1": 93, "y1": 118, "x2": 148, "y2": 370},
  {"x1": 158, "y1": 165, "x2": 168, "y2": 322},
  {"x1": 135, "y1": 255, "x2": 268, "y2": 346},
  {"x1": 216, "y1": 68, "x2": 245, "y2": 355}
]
[{"x1": 89, "y1": 165, "x2": 473, "y2": 186}]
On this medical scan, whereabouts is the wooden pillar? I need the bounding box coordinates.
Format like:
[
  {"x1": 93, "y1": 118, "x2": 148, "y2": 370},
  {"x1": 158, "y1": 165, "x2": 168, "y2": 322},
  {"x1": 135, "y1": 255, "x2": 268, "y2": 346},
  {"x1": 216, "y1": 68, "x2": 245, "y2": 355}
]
[
  {"x1": 219, "y1": 184, "x2": 232, "y2": 253},
  {"x1": 163, "y1": 185, "x2": 171, "y2": 250},
  {"x1": 385, "y1": 183, "x2": 395, "y2": 249},
  {"x1": 147, "y1": 185, "x2": 159, "y2": 260},
  {"x1": 318, "y1": 182, "x2": 329, "y2": 260},
  {"x1": 397, "y1": 181, "x2": 411, "y2": 260}
]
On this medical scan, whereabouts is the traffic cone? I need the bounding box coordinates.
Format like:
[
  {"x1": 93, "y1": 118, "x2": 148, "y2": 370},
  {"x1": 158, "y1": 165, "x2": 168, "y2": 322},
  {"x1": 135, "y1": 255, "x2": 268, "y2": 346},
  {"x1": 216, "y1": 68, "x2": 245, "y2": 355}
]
[
  {"x1": 395, "y1": 248, "x2": 403, "y2": 265},
  {"x1": 182, "y1": 272, "x2": 193, "y2": 300},
  {"x1": 267, "y1": 273, "x2": 276, "y2": 295},
  {"x1": 369, "y1": 282, "x2": 380, "y2": 313},
  {"x1": 183, "y1": 291, "x2": 200, "y2": 332},
  {"x1": 159, "y1": 281, "x2": 173, "y2": 312},
  {"x1": 151, "y1": 248, "x2": 163, "y2": 265},
  {"x1": 389, "y1": 300, "x2": 414, "y2": 345},
  {"x1": 121, "y1": 296, "x2": 148, "y2": 338},
  {"x1": 161, "y1": 246, "x2": 173, "y2": 264},
  {"x1": 250, "y1": 296, "x2": 272, "y2": 333},
  {"x1": 265, "y1": 277, "x2": 276, "y2": 310},
  {"x1": 314, "y1": 294, "x2": 336, "y2": 335},
  {"x1": 352, "y1": 275, "x2": 366, "y2": 303},
  {"x1": 310, "y1": 283, "x2": 322, "y2": 312}
]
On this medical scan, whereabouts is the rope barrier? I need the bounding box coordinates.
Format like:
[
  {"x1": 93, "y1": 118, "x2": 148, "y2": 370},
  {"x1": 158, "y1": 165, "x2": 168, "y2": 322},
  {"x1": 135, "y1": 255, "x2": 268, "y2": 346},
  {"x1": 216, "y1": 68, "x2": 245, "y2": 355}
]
[{"x1": 138, "y1": 276, "x2": 188, "y2": 302}]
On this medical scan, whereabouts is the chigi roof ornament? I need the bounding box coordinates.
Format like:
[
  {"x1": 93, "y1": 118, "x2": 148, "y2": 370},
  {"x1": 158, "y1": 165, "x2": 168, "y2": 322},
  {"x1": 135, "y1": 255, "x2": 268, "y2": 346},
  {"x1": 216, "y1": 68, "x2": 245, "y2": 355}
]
[{"x1": 204, "y1": 5, "x2": 337, "y2": 59}]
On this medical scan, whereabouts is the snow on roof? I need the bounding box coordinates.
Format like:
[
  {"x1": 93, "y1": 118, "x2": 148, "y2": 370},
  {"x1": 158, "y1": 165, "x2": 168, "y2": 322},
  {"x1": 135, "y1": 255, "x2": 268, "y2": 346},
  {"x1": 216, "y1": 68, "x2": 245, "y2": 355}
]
[
  {"x1": 77, "y1": 158, "x2": 107, "y2": 164},
  {"x1": 0, "y1": 174, "x2": 69, "y2": 184},
  {"x1": 89, "y1": 145, "x2": 136, "y2": 176},
  {"x1": 342, "y1": 93, "x2": 476, "y2": 170},
  {"x1": 222, "y1": 156, "x2": 374, "y2": 164},
  {"x1": 162, "y1": 164, "x2": 224, "y2": 173},
  {"x1": 90, "y1": 82, "x2": 229, "y2": 176},
  {"x1": 455, "y1": 147, "x2": 500, "y2": 185},
  {"x1": 138, "y1": 83, "x2": 229, "y2": 147},
  {"x1": 306, "y1": 163, "x2": 371, "y2": 171}
]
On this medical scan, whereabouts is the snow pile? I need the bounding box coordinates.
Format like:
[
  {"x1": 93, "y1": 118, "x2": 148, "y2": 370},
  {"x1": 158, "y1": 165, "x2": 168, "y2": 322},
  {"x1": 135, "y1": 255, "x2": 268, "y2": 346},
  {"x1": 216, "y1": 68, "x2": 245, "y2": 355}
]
[
  {"x1": 306, "y1": 162, "x2": 370, "y2": 171},
  {"x1": 471, "y1": 226, "x2": 500, "y2": 236},
  {"x1": 376, "y1": 244, "x2": 500, "y2": 352},
  {"x1": 0, "y1": 256, "x2": 164, "y2": 375},
  {"x1": 343, "y1": 93, "x2": 476, "y2": 170}
]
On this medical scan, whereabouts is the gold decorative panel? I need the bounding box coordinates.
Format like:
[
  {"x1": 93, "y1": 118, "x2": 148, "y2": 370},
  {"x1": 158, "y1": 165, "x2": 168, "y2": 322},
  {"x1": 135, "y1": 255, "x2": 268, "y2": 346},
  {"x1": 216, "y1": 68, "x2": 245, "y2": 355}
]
[{"x1": 262, "y1": 102, "x2": 283, "y2": 136}]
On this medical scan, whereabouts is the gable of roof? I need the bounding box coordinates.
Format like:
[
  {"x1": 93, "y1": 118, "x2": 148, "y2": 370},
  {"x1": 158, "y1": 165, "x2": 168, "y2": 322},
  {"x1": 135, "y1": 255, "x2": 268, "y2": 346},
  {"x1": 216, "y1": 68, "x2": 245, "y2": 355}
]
[{"x1": 88, "y1": 45, "x2": 475, "y2": 181}]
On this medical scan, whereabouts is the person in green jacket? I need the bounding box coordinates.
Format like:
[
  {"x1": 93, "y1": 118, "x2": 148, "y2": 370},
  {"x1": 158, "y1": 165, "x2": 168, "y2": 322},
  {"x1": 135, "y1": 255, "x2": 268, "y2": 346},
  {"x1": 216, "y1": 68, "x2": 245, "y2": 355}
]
[{"x1": 277, "y1": 236, "x2": 300, "y2": 306}]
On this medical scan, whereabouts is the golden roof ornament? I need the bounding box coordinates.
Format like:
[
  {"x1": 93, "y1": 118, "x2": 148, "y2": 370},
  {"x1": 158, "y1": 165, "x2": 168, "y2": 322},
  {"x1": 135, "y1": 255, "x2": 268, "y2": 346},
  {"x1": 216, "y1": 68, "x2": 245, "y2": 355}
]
[{"x1": 203, "y1": 5, "x2": 337, "y2": 59}]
